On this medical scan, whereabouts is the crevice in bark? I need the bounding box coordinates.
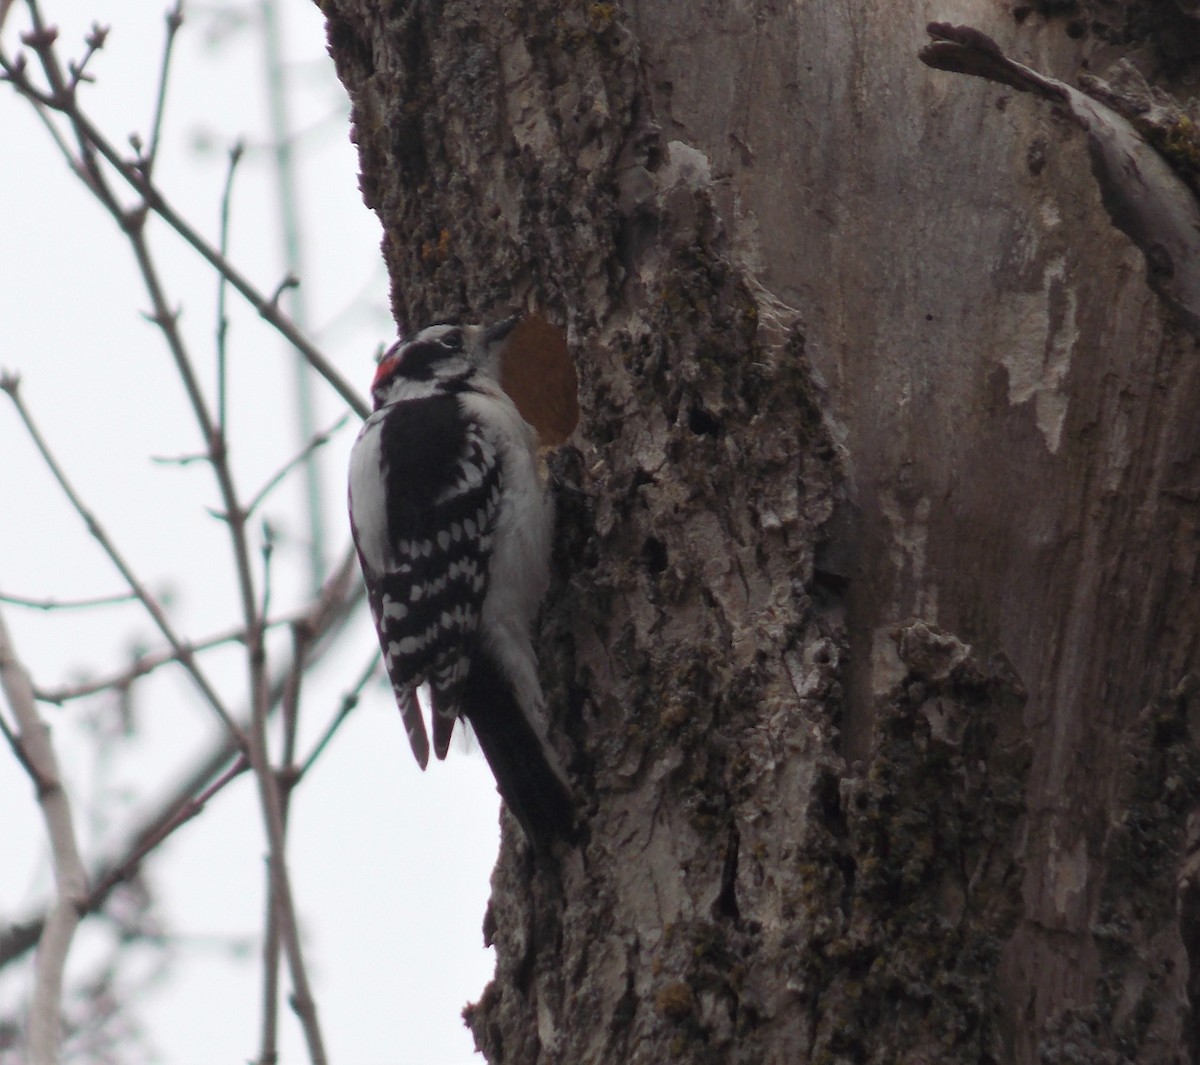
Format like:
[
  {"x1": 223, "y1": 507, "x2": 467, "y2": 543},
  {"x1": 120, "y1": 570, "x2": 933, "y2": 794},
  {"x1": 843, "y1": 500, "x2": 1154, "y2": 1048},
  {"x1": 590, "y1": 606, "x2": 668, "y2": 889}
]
[
  {"x1": 713, "y1": 821, "x2": 740, "y2": 923},
  {"x1": 686, "y1": 403, "x2": 722, "y2": 439},
  {"x1": 639, "y1": 535, "x2": 668, "y2": 576}
]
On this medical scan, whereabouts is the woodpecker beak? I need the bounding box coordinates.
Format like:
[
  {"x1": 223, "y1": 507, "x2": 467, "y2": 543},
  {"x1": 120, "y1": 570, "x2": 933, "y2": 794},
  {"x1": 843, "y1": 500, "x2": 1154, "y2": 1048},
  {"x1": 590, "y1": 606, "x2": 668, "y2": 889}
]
[{"x1": 484, "y1": 315, "x2": 520, "y2": 348}]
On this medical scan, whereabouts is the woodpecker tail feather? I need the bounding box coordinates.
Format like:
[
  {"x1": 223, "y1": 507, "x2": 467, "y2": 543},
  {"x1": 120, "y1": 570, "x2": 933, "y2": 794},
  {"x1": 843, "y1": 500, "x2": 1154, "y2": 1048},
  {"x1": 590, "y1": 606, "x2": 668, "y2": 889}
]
[
  {"x1": 396, "y1": 686, "x2": 430, "y2": 770},
  {"x1": 461, "y1": 651, "x2": 577, "y2": 848},
  {"x1": 430, "y1": 660, "x2": 470, "y2": 761}
]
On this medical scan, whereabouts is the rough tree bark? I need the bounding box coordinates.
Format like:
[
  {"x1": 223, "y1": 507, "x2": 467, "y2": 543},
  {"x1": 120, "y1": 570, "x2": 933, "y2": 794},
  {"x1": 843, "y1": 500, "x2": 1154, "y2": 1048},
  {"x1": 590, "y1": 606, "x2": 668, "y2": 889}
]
[{"x1": 318, "y1": 1, "x2": 1200, "y2": 1062}]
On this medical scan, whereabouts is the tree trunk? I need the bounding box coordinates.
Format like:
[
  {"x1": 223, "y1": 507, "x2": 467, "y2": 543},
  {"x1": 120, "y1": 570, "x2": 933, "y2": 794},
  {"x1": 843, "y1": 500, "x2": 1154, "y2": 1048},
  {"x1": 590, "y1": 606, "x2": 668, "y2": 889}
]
[{"x1": 319, "y1": 1, "x2": 1200, "y2": 1061}]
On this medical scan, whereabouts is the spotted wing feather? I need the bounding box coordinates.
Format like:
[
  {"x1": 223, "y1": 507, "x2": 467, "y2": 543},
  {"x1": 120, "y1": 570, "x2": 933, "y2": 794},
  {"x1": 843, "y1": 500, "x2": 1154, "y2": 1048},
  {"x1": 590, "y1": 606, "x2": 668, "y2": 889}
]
[{"x1": 355, "y1": 392, "x2": 500, "y2": 762}]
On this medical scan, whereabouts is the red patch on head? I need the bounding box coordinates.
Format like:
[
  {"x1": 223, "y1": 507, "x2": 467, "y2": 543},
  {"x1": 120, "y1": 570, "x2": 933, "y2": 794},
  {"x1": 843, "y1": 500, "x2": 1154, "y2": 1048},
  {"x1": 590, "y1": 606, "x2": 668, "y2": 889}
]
[{"x1": 371, "y1": 345, "x2": 403, "y2": 391}]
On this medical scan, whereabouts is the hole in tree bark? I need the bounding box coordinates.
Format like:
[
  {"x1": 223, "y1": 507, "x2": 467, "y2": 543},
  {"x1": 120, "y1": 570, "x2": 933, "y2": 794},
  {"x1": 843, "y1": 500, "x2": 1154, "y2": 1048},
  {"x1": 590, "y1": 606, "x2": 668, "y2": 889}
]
[
  {"x1": 641, "y1": 536, "x2": 668, "y2": 574},
  {"x1": 687, "y1": 404, "x2": 722, "y2": 437}
]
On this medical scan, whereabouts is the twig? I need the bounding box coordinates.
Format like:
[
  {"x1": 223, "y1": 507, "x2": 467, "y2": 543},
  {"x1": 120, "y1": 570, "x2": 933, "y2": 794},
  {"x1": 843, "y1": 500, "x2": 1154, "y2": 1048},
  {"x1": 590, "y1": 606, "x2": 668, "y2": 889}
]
[
  {"x1": 123, "y1": 208, "x2": 220, "y2": 469},
  {"x1": 239, "y1": 555, "x2": 329, "y2": 1064},
  {"x1": 244, "y1": 413, "x2": 350, "y2": 519},
  {"x1": 65, "y1": 22, "x2": 109, "y2": 91},
  {"x1": 280, "y1": 623, "x2": 308, "y2": 775},
  {"x1": 34, "y1": 614, "x2": 296, "y2": 705},
  {"x1": 143, "y1": 220, "x2": 335, "y2": 1063},
  {"x1": 0, "y1": 24, "x2": 368, "y2": 421},
  {"x1": 141, "y1": 1, "x2": 184, "y2": 179},
  {"x1": 295, "y1": 652, "x2": 379, "y2": 783},
  {"x1": 259, "y1": 619, "x2": 308, "y2": 1065},
  {"x1": 0, "y1": 590, "x2": 139, "y2": 611},
  {"x1": 260, "y1": 523, "x2": 275, "y2": 626},
  {"x1": 23, "y1": 0, "x2": 68, "y2": 96},
  {"x1": 245, "y1": 673, "x2": 328, "y2": 1064},
  {"x1": 0, "y1": 604, "x2": 88, "y2": 1065},
  {"x1": 269, "y1": 272, "x2": 300, "y2": 308},
  {"x1": 0, "y1": 375, "x2": 244, "y2": 742},
  {"x1": 8, "y1": 89, "x2": 76, "y2": 174},
  {"x1": 259, "y1": 623, "x2": 306, "y2": 1065},
  {"x1": 262, "y1": 0, "x2": 328, "y2": 597},
  {"x1": 99, "y1": 72, "x2": 331, "y2": 1053},
  {"x1": 87, "y1": 754, "x2": 251, "y2": 904},
  {"x1": 237, "y1": 537, "x2": 338, "y2": 1065},
  {"x1": 20, "y1": 1, "x2": 122, "y2": 224},
  {"x1": 216, "y1": 141, "x2": 243, "y2": 434},
  {"x1": 0, "y1": 548, "x2": 364, "y2": 972},
  {"x1": 259, "y1": 873, "x2": 283, "y2": 1065},
  {"x1": 148, "y1": 450, "x2": 209, "y2": 466}
]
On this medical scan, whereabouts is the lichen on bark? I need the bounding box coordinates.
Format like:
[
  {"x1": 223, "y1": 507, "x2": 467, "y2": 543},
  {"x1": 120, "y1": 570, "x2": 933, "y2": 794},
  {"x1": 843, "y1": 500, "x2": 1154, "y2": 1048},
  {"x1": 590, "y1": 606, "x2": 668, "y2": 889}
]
[{"x1": 799, "y1": 622, "x2": 1030, "y2": 1064}]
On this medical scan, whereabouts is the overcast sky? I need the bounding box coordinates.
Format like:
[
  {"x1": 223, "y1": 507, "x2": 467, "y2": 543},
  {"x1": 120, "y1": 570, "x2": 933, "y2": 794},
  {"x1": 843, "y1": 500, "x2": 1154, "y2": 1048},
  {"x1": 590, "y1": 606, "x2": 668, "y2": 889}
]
[{"x1": 1, "y1": 3, "x2": 503, "y2": 1062}]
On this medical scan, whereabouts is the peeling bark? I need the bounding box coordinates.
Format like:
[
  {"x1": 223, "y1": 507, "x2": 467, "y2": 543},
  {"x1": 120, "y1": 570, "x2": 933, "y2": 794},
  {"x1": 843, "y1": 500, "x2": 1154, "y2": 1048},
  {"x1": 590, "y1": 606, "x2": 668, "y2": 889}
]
[
  {"x1": 320, "y1": 1, "x2": 1200, "y2": 1061},
  {"x1": 921, "y1": 22, "x2": 1200, "y2": 339}
]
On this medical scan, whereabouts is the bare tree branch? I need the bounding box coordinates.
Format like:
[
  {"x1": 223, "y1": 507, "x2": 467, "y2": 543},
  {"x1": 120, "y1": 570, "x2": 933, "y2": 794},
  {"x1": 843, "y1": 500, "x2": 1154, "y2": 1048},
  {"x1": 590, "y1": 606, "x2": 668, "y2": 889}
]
[
  {"x1": 35, "y1": 615, "x2": 294, "y2": 705},
  {"x1": 120, "y1": 174, "x2": 332, "y2": 1060},
  {"x1": 86, "y1": 754, "x2": 251, "y2": 906},
  {"x1": 0, "y1": 11, "x2": 369, "y2": 420},
  {"x1": 0, "y1": 548, "x2": 365, "y2": 972},
  {"x1": 0, "y1": 374, "x2": 244, "y2": 742},
  {"x1": 262, "y1": 0, "x2": 329, "y2": 596},
  {"x1": 0, "y1": 590, "x2": 139, "y2": 611},
  {"x1": 0, "y1": 605, "x2": 87, "y2": 1065},
  {"x1": 295, "y1": 651, "x2": 378, "y2": 783},
  {"x1": 140, "y1": 1, "x2": 182, "y2": 179},
  {"x1": 258, "y1": 622, "x2": 309, "y2": 1065},
  {"x1": 245, "y1": 686, "x2": 328, "y2": 1064},
  {"x1": 216, "y1": 140, "x2": 244, "y2": 435},
  {"x1": 0, "y1": 694, "x2": 42, "y2": 783},
  {"x1": 18, "y1": 2, "x2": 125, "y2": 231},
  {"x1": 244, "y1": 414, "x2": 350, "y2": 520},
  {"x1": 1, "y1": 10, "x2": 375, "y2": 1058},
  {"x1": 75, "y1": 94, "x2": 333, "y2": 1053},
  {"x1": 63, "y1": 21, "x2": 106, "y2": 91}
]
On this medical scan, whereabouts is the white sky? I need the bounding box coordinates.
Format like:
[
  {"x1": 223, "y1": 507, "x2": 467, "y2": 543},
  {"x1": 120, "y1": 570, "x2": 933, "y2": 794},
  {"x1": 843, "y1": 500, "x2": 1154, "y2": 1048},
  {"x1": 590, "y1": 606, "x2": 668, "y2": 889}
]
[{"x1": 1, "y1": 2, "x2": 501, "y2": 1062}]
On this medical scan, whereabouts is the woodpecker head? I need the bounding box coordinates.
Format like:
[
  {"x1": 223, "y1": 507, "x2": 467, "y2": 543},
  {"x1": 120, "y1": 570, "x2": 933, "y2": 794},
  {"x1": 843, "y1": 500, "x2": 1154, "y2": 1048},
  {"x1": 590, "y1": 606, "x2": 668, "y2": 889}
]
[{"x1": 370, "y1": 318, "x2": 518, "y2": 409}]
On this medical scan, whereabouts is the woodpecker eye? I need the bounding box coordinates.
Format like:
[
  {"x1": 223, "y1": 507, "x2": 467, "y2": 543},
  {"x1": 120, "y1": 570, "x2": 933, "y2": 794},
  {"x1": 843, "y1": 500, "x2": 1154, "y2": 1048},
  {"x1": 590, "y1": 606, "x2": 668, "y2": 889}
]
[{"x1": 438, "y1": 329, "x2": 463, "y2": 351}]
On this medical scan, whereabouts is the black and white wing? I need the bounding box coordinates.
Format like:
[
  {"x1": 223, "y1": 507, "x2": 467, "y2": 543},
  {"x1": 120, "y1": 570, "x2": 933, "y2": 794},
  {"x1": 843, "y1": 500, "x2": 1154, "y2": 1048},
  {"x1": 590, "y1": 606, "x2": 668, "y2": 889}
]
[{"x1": 348, "y1": 391, "x2": 500, "y2": 766}]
